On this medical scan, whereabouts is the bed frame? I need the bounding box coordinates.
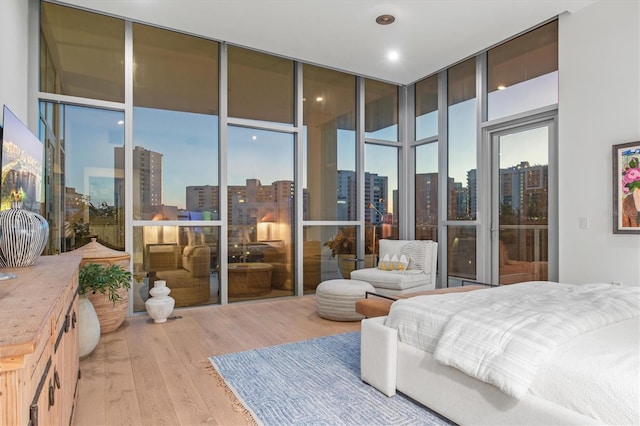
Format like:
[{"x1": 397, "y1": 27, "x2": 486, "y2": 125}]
[{"x1": 360, "y1": 316, "x2": 602, "y2": 425}]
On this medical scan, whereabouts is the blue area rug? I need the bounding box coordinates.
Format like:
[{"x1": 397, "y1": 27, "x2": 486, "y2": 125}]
[{"x1": 208, "y1": 331, "x2": 453, "y2": 425}]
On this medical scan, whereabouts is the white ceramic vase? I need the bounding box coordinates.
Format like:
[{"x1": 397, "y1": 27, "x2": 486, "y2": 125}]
[
  {"x1": 78, "y1": 294, "x2": 101, "y2": 358},
  {"x1": 145, "y1": 280, "x2": 175, "y2": 323},
  {"x1": 0, "y1": 202, "x2": 49, "y2": 267}
]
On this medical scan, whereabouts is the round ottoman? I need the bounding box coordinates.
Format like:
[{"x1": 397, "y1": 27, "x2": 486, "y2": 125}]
[{"x1": 316, "y1": 279, "x2": 376, "y2": 321}]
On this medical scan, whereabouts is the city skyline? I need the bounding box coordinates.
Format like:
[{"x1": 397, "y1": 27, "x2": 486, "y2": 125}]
[{"x1": 63, "y1": 80, "x2": 551, "y2": 213}]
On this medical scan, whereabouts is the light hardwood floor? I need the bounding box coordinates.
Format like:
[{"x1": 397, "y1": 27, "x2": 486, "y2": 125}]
[{"x1": 74, "y1": 296, "x2": 360, "y2": 425}]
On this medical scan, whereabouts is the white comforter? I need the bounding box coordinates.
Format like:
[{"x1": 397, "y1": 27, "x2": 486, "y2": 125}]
[{"x1": 385, "y1": 281, "x2": 640, "y2": 399}]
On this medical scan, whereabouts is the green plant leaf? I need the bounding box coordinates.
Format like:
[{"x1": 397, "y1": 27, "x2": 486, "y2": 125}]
[{"x1": 79, "y1": 263, "x2": 132, "y2": 304}]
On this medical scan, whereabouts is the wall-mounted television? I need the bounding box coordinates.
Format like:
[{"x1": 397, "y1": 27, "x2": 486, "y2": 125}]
[{"x1": 1, "y1": 105, "x2": 44, "y2": 213}]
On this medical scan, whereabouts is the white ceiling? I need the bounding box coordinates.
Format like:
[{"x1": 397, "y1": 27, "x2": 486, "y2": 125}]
[{"x1": 55, "y1": 0, "x2": 598, "y2": 85}]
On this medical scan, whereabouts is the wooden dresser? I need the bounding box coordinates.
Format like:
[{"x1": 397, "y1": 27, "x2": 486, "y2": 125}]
[{"x1": 0, "y1": 254, "x2": 82, "y2": 426}]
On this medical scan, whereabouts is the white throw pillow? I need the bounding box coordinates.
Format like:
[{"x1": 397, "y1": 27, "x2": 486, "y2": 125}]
[
  {"x1": 400, "y1": 241, "x2": 426, "y2": 271},
  {"x1": 377, "y1": 253, "x2": 392, "y2": 270},
  {"x1": 397, "y1": 254, "x2": 409, "y2": 270},
  {"x1": 377, "y1": 253, "x2": 409, "y2": 271}
]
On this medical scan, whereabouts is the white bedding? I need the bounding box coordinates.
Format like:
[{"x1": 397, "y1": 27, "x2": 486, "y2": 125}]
[
  {"x1": 385, "y1": 282, "x2": 640, "y2": 399},
  {"x1": 531, "y1": 317, "x2": 640, "y2": 425}
]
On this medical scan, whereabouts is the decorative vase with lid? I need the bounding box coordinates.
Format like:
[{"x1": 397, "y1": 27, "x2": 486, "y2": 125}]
[{"x1": 0, "y1": 199, "x2": 49, "y2": 267}]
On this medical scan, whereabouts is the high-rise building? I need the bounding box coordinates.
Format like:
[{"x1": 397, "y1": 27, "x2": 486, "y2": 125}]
[
  {"x1": 416, "y1": 173, "x2": 438, "y2": 226},
  {"x1": 335, "y1": 170, "x2": 389, "y2": 222},
  {"x1": 118, "y1": 146, "x2": 164, "y2": 219},
  {"x1": 336, "y1": 170, "x2": 356, "y2": 220},
  {"x1": 185, "y1": 185, "x2": 219, "y2": 219},
  {"x1": 364, "y1": 172, "x2": 388, "y2": 224},
  {"x1": 500, "y1": 161, "x2": 548, "y2": 223}
]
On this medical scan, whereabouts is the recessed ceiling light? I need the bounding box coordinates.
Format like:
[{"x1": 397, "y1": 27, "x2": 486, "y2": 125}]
[
  {"x1": 387, "y1": 50, "x2": 400, "y2": 62},
  {"x1": 252, "y1": 135, "x2": 257, "y2": 141},
  {"x1": 376, "y1": 14, "x2": 395, "y2": 25},
  {"x1": 497, "y1": 85, "x2": 507, "y2": 90},
  {"x1": 117, "y1": 120, "x2": 124, "y2": 125},
  {"x1": 316, "y1": 96, "x2": 324, "y2": 102}
]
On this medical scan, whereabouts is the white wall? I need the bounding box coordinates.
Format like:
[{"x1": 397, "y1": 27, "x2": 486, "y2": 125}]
[
  {"x1": 0, "y1": 0, "x2": 30, "y2": 122},
  {"x1": 558, "y1": 0, "x2": 640, "y2": 286}
]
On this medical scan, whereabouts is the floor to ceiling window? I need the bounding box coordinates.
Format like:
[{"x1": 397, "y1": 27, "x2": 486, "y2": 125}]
[
  {"x1": 227, "y1": 47, "x2": 295, "y2": 301},
  {"x1": 446, "y1": 58, "x2": 477, "y2": 284},
  {"x1": 302, "y1": 65, "x2": 358, "y2": 286},
  {"x1": 415, "y1": 74, "x2": 439, "y2": 243},
  {"x1": 39, "y1": 2, "x2": 126, "y2": 255},
  {"x1": 38, "y1": 1, "x2": 558, "y2": 304},
  {"x1": 365, "y1": 78, "x2": 399, "y2": 256},
  {"x1": 483, "y1": 21, "x2": 558, "y2": 285},
  {"x1": 131, "y1": 23, "x2": 220, "y2": 311}
]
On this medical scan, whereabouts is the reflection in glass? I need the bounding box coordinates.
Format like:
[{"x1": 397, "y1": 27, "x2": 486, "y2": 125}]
[
  {"x1": 40, "y1": 103, "x2": 125, "y2": 253},
  {"x1": 497, "y1": 127, "x2": 549, "y2": 284},
  {"x1": 132, "y1": 24, "x2": 219, "y2": 222},
  {"x1": 304, "y1": 225, "x2": 364, "y2": 292},
  {"x1": 132, "y1": 108, "x2": 219, "y2": 220},
  {"x1": 488, "y1": 21, "x2": 558, "y2": 121},
  {"x1": 133, "y1": 24, "x2": 219, "y2": 115},
  {"x1": 415, "y1": 143, "x2": 438, "y2": 242},
  {"x1": 228, "y1": 46, "x2": 294, "y2": 125},
  {"x1": 227, "y1": 126, "x2": 294, "y2": 302},
  {"x1": 40, "y1": 2, "x2": 125, "y2": 102},
  {"x1": 365, "y1": 144, "x2": 399, "y2": 245},
  {"x1": 448, "y1": 58, "x2": 477, "y2": 221},
  {"x1": 303, "y1": 65, "x2": 356, "y2": 220},
  {"x1": 132, "y1": 226, "x2": 219, "y2": 312},
  {"x1": 448, "y1": 226, "x2": 476, "y2": 284},
  {"x1": 415, "y1": 74, "x2": 439, "y2": 140},
  {"x1": 365, "y1": 79, "x2": 398, "y2": 141}
]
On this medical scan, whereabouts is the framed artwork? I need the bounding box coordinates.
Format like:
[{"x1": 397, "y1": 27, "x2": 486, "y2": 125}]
[{"x1": 613, "y1": 141, "x2": 640, "y2": 234}]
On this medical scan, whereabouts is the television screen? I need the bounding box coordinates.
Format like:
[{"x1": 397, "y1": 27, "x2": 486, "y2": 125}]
[{"x1": 1, "y1": 105, "x2": 44, "y2": 213}]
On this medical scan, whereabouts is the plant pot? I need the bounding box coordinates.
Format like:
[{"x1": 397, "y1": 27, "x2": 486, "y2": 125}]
[
  {"x1": 87, "y1": 287, "x2": 129, "y2": 334},
  {"x1": 78, "y1": 295, "x2": 101, "y2": 358},
  {"x1": 75, "y1": 238, "x2": 131, "y2": 334}
]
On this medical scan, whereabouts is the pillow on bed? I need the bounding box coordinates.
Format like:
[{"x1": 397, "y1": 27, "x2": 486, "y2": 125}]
[{"x1": 377, "y1": 253, "x2": 409, "y2": 271}]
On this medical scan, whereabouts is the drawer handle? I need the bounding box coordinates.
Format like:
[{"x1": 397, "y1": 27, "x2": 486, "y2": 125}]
[
  {"x1": 48, "y1": 381, "x2": 55, "y2": 407},
  {"x1": 64, "y1": 314, "x2": 70, "y2": 333},
  {"x1": 29, "y1": 404, "x2": 38, "y2": 426},
  {"x1": 72, "y1": 311, "x2": 77, "y2": 328},
  {"x1": 54, "y1": 370, "x2": 61, "y2": 389}
]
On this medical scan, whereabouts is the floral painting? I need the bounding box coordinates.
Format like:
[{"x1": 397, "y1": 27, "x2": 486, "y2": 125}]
[{"x1": 613, "y1": 141, "x2": 640, "y2": 234}]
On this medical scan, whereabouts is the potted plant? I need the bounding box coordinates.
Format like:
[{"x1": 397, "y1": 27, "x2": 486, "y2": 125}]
[
  {"x1": 324, "y1": 227, "x2": 377, "y2": 278},
  {"x1": 79, "y1": 263, "x2": 132, "y2": 334}
]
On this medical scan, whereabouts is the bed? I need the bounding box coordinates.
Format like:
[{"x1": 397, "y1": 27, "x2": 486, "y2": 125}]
[{"x1": 360, "y1": 281, "x2": 640, "y2": 425}]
